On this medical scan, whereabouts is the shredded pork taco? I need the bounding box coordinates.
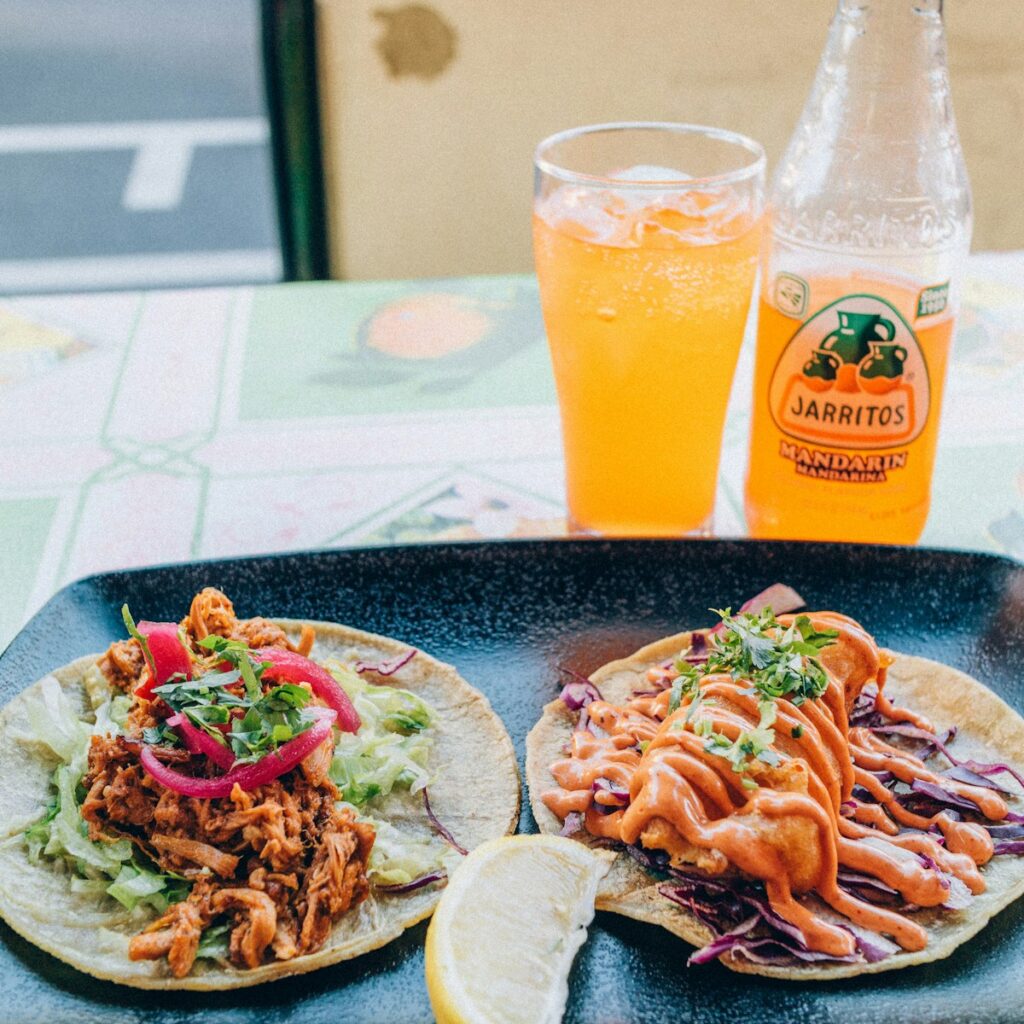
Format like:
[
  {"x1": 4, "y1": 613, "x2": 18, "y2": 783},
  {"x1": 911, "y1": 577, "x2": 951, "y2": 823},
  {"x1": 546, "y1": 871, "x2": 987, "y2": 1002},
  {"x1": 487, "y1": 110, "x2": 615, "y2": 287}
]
[
  {"x1": 526, "y1": 585, "x2": 1024, "y2": 978},
  {"x1": 0, "y1": 588, "x2": 519, "y2": 989}
]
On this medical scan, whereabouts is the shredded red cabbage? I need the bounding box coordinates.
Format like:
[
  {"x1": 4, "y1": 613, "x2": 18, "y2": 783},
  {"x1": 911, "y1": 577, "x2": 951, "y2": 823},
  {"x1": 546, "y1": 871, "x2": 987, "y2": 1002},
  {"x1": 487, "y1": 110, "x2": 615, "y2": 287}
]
[
  {"x1": 849, "y1": 687, "x2": 884, "y2": 728},
  {"x1": 593, "y1": 777, "x2": 629, "y2": 805},
  {"x1": 375, "y1": 869, "x2": 447, "y2": 894},
  {"x1": 558, "y1": 676, "x2": 603, "y2": 711},
  {"x1": 708, "y1": 584, "x2": 806, "y2": 637},
  {"x1": 866, "y1": 721, "x2": 1024, "y2": 799},
  {"x1": 422, "y1": 787, "x2": 468, "y2": 856},
  {"x1": 836, "y1": 870, "x2": 909, "y2": 909},
  {"x1": 942, "y1": 764, "x2": 1010, "y2": 792},
  {"x1": 558, "y1": 811, "x2": 584, "y2": 837},
  {"x1": 659, "y1": 870, "x2": 896, "y2": 967},
  {"x1": 915, "y1": 852, "x2": 949, "y2": 885},
  {"x1": 951, "y1": 758, "x2": 1024, "y2": 794},
  {"x1": 867, "y1": 722, "x2": 958, "y2": 761},
  {"x1": 896, "y1": 784, "x2": 1024, "y2": 829},
  {"x1": 908, "y1": 779, "x2": 981, "y2": 815},
  {"x1": 354, "y1": 648, "x2": 417, "y2": 676},
  {"x1": 557, "y1": 670, "x2": 604, "y2": 733},
  {"x1": 988, "y1": 823, "x2": 1024, "y2": 841},
  {"x1": 682, "y1": 631, "x2": 709, "y2": 665},
  {"x1": 624, "y1": 842, "x2": 670, "y2": 876}
]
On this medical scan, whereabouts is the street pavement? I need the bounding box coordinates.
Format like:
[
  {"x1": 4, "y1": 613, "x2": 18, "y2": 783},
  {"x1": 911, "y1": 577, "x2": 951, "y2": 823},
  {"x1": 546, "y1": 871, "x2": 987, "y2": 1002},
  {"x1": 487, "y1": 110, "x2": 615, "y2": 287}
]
[{"x1": 0, "y1": 0, "x2": 282, "y2": 293}]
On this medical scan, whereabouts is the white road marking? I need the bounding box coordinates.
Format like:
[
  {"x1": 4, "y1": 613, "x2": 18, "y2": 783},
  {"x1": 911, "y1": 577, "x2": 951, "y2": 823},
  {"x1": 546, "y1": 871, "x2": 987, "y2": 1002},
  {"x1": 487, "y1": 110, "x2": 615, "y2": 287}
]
[
  {"x1": 0, "y1": 118, "x2": 270, "y2": 212},
  {"x1": 0, "y1": 249, "x2": 282, "y2": 293},
  {"x1": 122, "y1": 139, "x2": 195, "y2": 211},
  {"x1": 0, "y1": 118, "x2": 269, "y2": 152}
]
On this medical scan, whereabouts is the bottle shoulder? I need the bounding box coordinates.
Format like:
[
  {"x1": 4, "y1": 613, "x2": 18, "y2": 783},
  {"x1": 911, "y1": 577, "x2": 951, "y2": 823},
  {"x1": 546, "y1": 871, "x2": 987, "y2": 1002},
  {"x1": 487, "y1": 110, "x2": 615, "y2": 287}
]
[
  {"x1": 771, "y1": 134, "x2": 971, "y2": 253},
  {"x1": 769, "y1": 199, "x2": 971, "y2": 256},
  {"x1": 773, "y1": 1, "x2": 972, "y2": 253}
]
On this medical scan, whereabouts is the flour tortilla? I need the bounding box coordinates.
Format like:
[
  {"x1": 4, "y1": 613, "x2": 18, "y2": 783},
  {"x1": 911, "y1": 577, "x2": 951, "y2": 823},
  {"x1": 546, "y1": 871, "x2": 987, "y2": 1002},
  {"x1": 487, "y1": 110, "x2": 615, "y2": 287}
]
[
  {"x1": 0, "y1": 619, "x2": 520, "y2": 990},
  {"x1": 526, "y1": 630, "x2": 1024, "y2": 979}
]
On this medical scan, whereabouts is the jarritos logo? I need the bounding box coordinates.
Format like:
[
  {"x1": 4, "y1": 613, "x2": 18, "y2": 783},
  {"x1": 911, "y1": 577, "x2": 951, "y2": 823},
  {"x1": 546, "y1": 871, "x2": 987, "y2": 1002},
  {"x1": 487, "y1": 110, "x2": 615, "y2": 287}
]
[{"x1": 769, "y1": 294, "x2": 930, "y2": 451}]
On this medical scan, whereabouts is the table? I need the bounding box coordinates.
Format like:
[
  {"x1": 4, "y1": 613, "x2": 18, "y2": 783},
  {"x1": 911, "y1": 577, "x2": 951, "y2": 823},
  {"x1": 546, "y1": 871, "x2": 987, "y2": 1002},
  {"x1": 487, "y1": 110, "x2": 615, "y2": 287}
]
[{"x1": 2, "y1": 256, "x2": 1023, "y2": 651}]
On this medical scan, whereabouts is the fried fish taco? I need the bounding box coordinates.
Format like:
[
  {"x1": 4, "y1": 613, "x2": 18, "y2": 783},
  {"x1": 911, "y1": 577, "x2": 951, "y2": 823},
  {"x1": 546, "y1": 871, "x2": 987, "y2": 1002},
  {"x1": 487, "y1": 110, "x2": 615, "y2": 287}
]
[
  {"x1": 0, "y1": 588, "x2": 519, "y2": 989},
  {"x1": 526, "y1": 586, "x2": 1024, "y2": 978}
]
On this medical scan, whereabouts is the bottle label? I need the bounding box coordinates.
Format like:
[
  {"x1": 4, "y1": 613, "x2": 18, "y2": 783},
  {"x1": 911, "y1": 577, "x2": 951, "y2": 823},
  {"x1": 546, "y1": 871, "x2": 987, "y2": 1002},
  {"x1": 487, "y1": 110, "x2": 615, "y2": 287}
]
[{"x1": 768, "y1": 293, "x2": 930, "y2": 451}]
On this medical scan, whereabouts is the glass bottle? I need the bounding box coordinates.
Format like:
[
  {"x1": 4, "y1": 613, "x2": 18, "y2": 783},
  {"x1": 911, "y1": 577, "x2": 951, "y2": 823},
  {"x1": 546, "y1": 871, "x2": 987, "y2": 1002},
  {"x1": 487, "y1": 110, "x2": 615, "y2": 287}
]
[{"x1": 745, "y1": 0, "x2": 971, "y2": 544}]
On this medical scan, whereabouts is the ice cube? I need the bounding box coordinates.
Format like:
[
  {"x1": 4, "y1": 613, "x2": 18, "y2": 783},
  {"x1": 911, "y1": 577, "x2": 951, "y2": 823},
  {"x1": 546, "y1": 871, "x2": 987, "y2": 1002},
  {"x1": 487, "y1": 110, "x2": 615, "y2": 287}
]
[{"x1": 609, "y1": 164, "x2": 692, "y2": 183}]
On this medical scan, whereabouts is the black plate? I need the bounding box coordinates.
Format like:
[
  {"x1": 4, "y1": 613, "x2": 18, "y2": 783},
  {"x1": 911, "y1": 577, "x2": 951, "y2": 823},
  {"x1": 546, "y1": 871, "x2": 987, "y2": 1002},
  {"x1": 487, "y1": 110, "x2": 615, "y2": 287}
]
[{"x1": 2, "y1": 539, "x2": 1024, "y2": 1024}]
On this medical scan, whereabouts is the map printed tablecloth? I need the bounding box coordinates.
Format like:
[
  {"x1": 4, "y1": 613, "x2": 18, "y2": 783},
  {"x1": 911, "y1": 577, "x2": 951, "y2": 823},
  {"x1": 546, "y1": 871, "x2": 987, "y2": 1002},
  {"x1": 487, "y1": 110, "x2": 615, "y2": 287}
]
[{"x1": 2, "y1": 256, "x2": 1023, "y2": 651}]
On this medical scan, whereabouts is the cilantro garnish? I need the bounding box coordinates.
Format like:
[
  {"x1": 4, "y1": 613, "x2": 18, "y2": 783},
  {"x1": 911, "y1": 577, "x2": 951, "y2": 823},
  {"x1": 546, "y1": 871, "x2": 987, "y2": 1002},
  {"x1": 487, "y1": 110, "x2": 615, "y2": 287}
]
[
  {"x1": 121, "y1": 604, "x2": 155, "y2": 676},
  {"x1": 667, "y1": 662, "x2": 701, "y2": 714},
  {"x1": 150, "y1": 637, "x2": 318, "y2": 765},
  {"x1": 697, "y1": 699, "x2": 779, "y2": 781},
  {"x1": 705, "y1": 608, "x2": 837, "y2": 706},
  {"x1": 142, "y1": 723, "x2": 181, "y2": 747},
  {"x1": 660, "y1": 606, "x2": 837, "y2": 785}
]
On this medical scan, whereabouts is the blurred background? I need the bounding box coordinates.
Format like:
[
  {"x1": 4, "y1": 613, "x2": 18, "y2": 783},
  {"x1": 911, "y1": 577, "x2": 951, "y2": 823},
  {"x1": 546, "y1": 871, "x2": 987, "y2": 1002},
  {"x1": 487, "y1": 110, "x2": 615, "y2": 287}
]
[
  {"x1": 0, "y1": 0, "x2": 280, "y2": 293},
  {"x1": 2, "y1": 0, "x2": 1022, "y2": 294}
]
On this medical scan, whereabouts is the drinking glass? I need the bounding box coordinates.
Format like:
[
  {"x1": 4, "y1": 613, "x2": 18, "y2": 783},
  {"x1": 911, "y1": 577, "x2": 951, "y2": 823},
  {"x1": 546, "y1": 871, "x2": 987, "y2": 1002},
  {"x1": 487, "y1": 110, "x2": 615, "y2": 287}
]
[{"x1": 533, "y1": 122, "x2": 765, "y2": 535}]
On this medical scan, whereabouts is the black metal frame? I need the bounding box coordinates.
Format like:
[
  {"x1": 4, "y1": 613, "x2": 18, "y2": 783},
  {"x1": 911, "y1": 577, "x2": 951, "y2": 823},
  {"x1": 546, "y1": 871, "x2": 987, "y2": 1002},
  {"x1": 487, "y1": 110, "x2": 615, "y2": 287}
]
[{"x1": 260, "y1": 0, "x2": 329, "y2": 281}]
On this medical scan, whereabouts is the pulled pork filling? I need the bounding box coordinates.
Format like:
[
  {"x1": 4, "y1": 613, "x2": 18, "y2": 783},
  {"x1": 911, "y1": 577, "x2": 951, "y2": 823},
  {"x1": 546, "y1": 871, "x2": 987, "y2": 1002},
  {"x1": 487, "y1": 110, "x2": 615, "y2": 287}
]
[{"x1": 82, "y1": 588, "x2": 373, "y2": 977}]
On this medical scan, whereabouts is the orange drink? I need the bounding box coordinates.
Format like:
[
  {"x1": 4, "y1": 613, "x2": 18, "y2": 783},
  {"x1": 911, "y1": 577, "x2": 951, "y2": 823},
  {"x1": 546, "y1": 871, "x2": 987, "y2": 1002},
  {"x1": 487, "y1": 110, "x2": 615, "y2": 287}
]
[
  {"x1": 533, "y1": 124, "x2": 765, "y2": 536},
  {"x1": 745, "y1": 276, "x2": 956, "y2": 544}
]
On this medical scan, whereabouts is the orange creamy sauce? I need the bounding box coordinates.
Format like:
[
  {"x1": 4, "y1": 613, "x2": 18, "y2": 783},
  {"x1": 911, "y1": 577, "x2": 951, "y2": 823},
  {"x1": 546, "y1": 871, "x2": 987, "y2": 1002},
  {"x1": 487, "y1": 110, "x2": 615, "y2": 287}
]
[{"x1": 542, "y1": 612, "x2": 1008, "y2": 959}]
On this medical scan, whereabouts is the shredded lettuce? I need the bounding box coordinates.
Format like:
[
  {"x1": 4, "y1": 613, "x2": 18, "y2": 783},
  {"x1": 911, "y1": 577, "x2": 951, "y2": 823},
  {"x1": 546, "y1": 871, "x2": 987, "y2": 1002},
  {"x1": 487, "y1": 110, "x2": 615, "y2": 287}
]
[
  {"x1": 196, "y1": 922, "x2": 231, "y2": 960},
  {"x1": 326, "y1": 662, "x2": 434, "y2": 807},
  {"x1": 341, "y1": 808, "x2": 448, "y2": 887},
  {"x1": 107, "y1": 863, "x2": 189, "y2": 912},
  {"x1": 24, "y1": 676, "x2": 89, "y2": 763},
  {"x1": 20, "y1": 678, "x2": 188, "y2": 915}
]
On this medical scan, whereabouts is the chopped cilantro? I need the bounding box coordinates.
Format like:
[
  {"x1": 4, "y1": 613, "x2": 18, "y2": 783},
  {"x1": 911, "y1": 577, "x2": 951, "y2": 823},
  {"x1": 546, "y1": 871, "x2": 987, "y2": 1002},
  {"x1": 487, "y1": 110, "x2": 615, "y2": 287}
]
[
  {"x1": 705, "y1": 607, "x2": 837, "y2": 706},
  {"x1": 791, "y1": 724, "x2": 804, "y2": 739},
  {"x1": 142, "y1": 723, "x2": 181, "y2": 747},
  {"x1": 699, "y1": 700, "x2": 780, "y2": 775},
  {"x1": 121, "y1": 604, "x2": 155, "y2": 676},
  {"x1": 667, "y1": 663, "x2": 701, "y2": 714},
  {"x1": 151, "y1": 639, "x2": 317, "y2": 766}
]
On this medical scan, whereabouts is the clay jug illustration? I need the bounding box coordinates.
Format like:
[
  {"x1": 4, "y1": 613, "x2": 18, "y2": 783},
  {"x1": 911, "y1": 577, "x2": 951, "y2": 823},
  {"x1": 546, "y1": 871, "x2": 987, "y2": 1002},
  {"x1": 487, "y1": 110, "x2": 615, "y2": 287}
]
[
  {"x1": 857, "y1": 340, "x2": 908, "y2": 394},
  {"x1": 820, "y1": 310, "x2": 895, "y2": 392},
  {"x1": 801, "y1": 348, "x2": 841, "y2": 392}
]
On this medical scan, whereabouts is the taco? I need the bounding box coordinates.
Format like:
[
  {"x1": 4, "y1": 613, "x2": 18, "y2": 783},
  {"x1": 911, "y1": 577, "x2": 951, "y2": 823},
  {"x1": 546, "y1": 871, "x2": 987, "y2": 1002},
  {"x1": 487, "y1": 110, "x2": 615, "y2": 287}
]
[
  {"x1": 0, "y1": 588, "x2": 519, "y2": 989},
  {"x1": 526, "y1": 586, "x2": 1024, "y2": 978}
]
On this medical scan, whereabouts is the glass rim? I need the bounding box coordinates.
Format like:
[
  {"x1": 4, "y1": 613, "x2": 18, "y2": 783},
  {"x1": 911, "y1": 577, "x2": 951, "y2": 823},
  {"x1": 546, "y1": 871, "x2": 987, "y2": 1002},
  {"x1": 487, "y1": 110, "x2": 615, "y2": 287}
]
[{"x1": 534, "y1": 121, "x2": 766, "y2": 190}]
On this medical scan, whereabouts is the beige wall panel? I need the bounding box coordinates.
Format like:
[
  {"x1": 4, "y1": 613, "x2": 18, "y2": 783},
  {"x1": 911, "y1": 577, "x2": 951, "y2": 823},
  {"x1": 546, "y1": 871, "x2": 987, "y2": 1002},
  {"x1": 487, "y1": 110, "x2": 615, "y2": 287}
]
[{"x1": 316, "y1": 1, "x2": 1023, "y2": 281}]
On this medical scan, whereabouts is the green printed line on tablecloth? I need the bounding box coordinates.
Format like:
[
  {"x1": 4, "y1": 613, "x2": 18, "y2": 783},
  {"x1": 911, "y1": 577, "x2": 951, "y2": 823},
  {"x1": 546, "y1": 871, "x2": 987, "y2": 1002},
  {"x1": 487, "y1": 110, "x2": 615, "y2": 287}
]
[{"x1": 0, "y1": 497, "x2": 59, "y2": 646}]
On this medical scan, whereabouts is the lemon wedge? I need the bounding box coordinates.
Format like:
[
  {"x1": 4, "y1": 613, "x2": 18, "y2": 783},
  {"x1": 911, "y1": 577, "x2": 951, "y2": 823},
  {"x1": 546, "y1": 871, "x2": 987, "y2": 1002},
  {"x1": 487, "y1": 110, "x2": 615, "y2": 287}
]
[{"x1": 425, "y1": 834, "x2": 613, "y2": 1024}]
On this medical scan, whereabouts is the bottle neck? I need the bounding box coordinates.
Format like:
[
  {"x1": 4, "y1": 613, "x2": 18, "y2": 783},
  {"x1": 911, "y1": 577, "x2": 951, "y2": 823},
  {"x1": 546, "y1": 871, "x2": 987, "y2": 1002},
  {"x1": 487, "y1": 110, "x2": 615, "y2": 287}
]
[
  {"x1": 838, "y1": 0, "x2": 942, "y2": 13},
  {"x1": 770, "y1": 0, "x2": 971, "y2": 255},
  {"x1": 831, "y1": 0, "x2": 949, "y2": 80}
]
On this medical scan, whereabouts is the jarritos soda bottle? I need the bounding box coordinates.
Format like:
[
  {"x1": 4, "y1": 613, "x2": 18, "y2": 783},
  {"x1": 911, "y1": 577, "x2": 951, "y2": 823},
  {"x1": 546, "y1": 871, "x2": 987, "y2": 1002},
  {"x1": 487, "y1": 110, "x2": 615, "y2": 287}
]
[{"x1": 745, "y1": 0, "x2": 971, "y2": 543}]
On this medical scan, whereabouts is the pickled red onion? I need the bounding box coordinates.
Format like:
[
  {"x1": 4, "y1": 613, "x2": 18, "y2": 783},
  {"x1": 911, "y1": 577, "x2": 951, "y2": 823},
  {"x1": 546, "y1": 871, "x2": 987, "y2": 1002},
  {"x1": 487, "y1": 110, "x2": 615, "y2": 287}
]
[
  {"x1": 140, "y1": 708, "x2": 336, "y2": 797},
  {"x1": 166, "y1": 713, "x2": 235, "y2": 770},
  {"x1": 252, "y1": 647, "x2": 360, "y2": 733},
  {"x1": 135, "y1": 621, "x2": 192, "y2": 701}
]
